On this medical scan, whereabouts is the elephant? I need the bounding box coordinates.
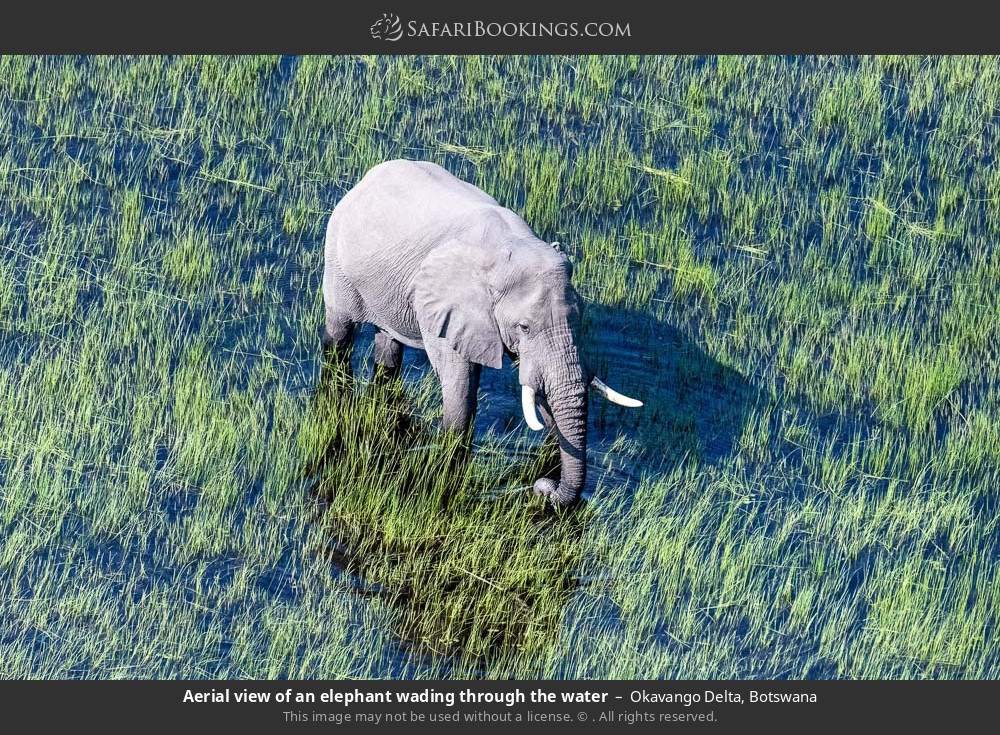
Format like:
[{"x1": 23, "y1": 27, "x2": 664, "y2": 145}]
[{"x1": 321, "y1": 159, "x2": 641, "y2": 506}]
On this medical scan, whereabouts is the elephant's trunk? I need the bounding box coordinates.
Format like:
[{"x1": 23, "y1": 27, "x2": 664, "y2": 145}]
[{"x1": 533, "y1": 329, "x2": 588, "y2": 506}]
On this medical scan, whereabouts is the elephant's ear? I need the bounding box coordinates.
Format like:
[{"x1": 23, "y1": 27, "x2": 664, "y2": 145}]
[{"x1": 413, "y1": 239, "x2": 504, "y2": 369}]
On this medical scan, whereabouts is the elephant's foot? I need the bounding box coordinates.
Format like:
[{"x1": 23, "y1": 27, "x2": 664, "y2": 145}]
[
  {"x1": 372, "y1": 362, "x2": 402, "y2": 384},
  {"x1": 318, "y1": 352, "x2": 353, "y2": 396},
  {"x1": 532, "y1": 478, "x2": 580, "y2": 507}
]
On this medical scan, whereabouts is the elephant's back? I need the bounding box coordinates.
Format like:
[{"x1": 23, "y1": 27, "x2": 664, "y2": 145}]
[
  {"x1": 332, "y1": 161, "x2": 496, "y2": 259},
  {"x1": 358, "y1": 159, "x2": 498, "y2": 208},
  {"x1": 324, "y1": 160, "x2": 506, "y2": 342},
  {"x1": 338, "y1": 159, "x2": 497, "y2": 231},
  {"x1": 329, "y1": 160, "x2": 509, "y2": 278}
]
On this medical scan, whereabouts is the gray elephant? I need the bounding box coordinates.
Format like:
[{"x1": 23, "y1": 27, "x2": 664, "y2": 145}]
[{"x1": 322, "y1": 159, "x2": 641, "y2": 506}]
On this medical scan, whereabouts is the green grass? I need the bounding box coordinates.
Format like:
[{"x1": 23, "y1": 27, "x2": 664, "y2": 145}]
[{"x1": 0, "y1": 55, "x2": 998, "y2": 679}]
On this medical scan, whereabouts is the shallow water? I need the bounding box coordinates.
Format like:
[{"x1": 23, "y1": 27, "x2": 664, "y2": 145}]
[{"x1": 6, "y1": 55, "x2": 993, "y2": 678}]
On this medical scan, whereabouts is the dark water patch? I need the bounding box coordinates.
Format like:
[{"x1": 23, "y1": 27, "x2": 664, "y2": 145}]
[{"x1": 311, "y1": 501, "x2": 585, "y2": 675}]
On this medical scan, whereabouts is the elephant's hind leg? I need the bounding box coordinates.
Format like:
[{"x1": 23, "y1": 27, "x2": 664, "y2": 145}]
[
  {"x1": 373, "y1": 330, "x2": 404, "y2": 382},
  {"x1": 319, "y1": 305, "x2": 356, "y2": 394},
  {"x1": 321, "y1": 254, "x2": 362, "y2": 378},
  {"x1": 322, "y1": 305, "x2": 356, "y2": 370}
]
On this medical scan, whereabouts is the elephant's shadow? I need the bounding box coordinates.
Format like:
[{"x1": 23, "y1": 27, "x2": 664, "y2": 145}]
[
  {"x1": 335, "y1": 305, "x2": 758, "y2": 503},
  {"x1": 471, "y1": 303, "x2": 760, "y2": 500},
  {"x1": 300, "y1": 305, "x2": 758, "y2": 668}
]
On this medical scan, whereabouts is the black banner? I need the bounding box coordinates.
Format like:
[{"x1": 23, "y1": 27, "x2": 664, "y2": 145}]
[
  {"x1": 1, "y1": 680, "x2": 995, "y2": 732},
  {"x1": 0, "y1": 0, "x2": 997, "y2": 53}
]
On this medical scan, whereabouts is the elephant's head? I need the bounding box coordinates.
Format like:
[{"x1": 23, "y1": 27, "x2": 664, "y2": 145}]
[{"x1": 414, "y1": 231, "x2": 641, "y2": 506}]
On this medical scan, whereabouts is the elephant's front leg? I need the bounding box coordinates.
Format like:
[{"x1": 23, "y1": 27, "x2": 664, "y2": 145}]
[{"x1": 423, "y1": 336, "x2": 481, "y2": 434}]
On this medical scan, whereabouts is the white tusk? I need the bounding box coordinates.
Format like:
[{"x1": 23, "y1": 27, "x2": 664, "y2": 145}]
[
  {"x1": 591, "y1": 377, "x2": 643, "y2": 408},
  {"x1": 521, "y1": 385, "x2": 545, "y2": 431}
]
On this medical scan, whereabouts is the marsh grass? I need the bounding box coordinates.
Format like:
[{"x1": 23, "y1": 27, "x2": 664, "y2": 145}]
[
  {"x1": 298, "y1": 368, "x2": 581, "y2": 667},
  {"x1": 0, "y1": 55, "x2": 997, "y2": 679}
]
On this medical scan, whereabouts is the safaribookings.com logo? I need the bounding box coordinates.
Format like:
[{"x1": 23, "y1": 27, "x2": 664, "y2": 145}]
[
  {"x1": 370, "y1": 13, "x2": 404, "y2": 41},
  {"x1": 369, "y1": 13, "x2": 631, "y2": 42}
]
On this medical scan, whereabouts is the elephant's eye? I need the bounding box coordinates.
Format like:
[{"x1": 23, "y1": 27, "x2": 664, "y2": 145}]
[{"x1": 516, "y1": 323, "x2": 530, "y2": 334}]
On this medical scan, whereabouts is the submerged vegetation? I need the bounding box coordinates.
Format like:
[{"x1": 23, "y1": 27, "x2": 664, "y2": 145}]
[{"x1": 0, "y1": 55, "x2": 998, "y2": 678}]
